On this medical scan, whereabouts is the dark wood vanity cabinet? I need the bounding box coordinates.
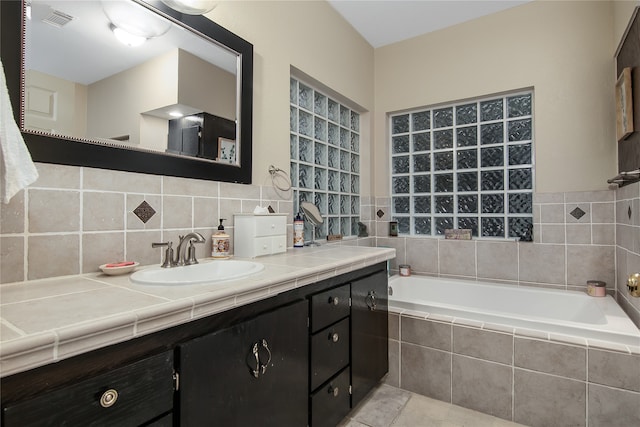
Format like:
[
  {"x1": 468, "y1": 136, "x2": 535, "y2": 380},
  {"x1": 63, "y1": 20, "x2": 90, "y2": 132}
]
[
  {"x1": 176, "y1": 300, "x2": 309, "y2": 427},
  {"x1": 1, "y1": 263, "x2": 389, "y2": 427}
]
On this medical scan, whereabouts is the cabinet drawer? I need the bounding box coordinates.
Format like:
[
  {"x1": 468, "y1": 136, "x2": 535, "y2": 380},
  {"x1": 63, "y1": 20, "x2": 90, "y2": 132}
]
[
  {"x1": 310, "y1": 317, "x2": 349, "y2": 390},
  {"x1": 310, "y1": 367, "x2": 351, "y2": 427},
  {"x1": 2, "y1": 351, "x2": 174, "y2": 427},
  {"x1": 310, "y1": 284, "x2": 350, "y2": 333},
  {"x1": 253, "y1": 235, "x2": 287, "y2": 256},
  {"x1": 254, "y1": 215, "x2": 286, "y2": 237}
]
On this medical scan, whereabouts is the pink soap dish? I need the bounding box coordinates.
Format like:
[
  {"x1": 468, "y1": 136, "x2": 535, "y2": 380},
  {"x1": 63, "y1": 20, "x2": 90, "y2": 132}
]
[{"x1": 99, "y1": 261, "x2": 139, "y2": 276}]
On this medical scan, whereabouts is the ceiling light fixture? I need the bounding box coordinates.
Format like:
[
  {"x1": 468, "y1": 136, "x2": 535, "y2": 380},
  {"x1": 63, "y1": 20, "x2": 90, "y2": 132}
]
[
  {"x1": 160, "y1": 0, "x2": 217, "y2": 15},
  {"x1": 111, "y1": 24, "x2": 146, "y2": 47},
  {"x1": 168, "y1": 111, "x2": 184, "y2": 118}
]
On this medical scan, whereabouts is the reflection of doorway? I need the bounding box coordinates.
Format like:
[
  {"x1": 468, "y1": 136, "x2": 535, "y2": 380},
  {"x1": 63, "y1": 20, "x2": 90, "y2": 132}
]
[{"x1": 167, "y1": 112, "x2": 235, "y2": 161}]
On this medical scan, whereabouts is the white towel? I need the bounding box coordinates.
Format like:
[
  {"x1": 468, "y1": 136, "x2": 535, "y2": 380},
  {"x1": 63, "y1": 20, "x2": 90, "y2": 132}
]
[{"x1": 0, "y1": 59, "x2": 38, "y2": 204}]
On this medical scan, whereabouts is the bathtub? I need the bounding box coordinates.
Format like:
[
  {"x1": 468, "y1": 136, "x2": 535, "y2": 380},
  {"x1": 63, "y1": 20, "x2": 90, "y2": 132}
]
[{"x1": 388, "y1": 275, "x2": 640, "y2": 348}]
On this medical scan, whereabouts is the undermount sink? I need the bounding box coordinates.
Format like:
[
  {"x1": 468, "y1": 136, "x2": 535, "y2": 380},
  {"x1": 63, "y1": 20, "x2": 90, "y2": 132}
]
[{"x1": 130, "y1": 260, "x2": 264, "y2": 286}]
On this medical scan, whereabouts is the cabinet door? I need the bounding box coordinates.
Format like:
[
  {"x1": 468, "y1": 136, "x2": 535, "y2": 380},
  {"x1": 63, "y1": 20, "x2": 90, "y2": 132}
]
[
  {"x1": 351, "y1": 270, "x2": 388, "y2": 406},
  {"x1": 177, "y1": 300, "x2": 308, "y2": 427},
  {"x1": 2, "y1": 351, "x2": 174, "y2": 427}
]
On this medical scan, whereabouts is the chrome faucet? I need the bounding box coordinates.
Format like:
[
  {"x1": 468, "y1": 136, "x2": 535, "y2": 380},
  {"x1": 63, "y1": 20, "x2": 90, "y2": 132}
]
[
  {"x1": 175, "y1": 232, "x2": 206, "y2": 266},
  {"x1": 152, "y1": 232, "x2": 206, "y2": 268}
]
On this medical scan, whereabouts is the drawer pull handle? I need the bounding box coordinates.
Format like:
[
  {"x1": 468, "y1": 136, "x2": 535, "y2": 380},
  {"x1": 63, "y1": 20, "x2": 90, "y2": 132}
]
[
  {"x1": 99, "y1": 389, "x2": 118, "y2": 408},
  {"x1": 366, "y1": 291, "x2": 377, "y2": 311},
  {"x1": 329, "y1": 332, "x2": 339, "y2": 342},
  {"x1": 328, "y1": 296, "x2": 339, "y2": 305},
  {"x1": 328, "y1": 386, "x2": 339, "y2": 397},
  {"x1": 249, "y1": 339, "x2": 272, "y2": 378}
]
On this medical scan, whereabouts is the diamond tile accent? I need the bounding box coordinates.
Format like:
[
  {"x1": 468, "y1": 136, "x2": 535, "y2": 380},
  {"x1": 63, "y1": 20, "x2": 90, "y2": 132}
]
[
  {"x1": 133, "y1": 201, "x2": 156, "y2": 224},
  {"x1": 569, "y1": 207, "x2": 586, "y2": 221},
  {"x1": 377, "y1": 209, "x2": 385, "y2": 218}
]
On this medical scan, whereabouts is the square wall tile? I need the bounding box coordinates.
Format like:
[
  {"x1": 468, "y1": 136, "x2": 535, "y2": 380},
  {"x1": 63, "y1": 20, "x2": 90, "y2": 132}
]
[
  {"x1": 438, "y1": 240, "x2": 476, "y2": 277},
  {"x1": 83, "y1": 192, "x2": 125, "y2": 231},
  {"x1": 400, "y1": 342, "x2": 451, "y2": 402},
  {"x1": 515, "y1": 337, "x2": 586, "y2": 380},
  {"x1": 514, "y1": 369, "x2": 586, "y2": 427},
  {"x1": 518, "y1": 244, "x2": 565, "y2": 285},
  {"x1": 83, "y1": 167, "x2": 161, "y2": 193},
  {"x1": 401, "y1": 317, "x2": 451, "y2": 351},
  {"x1": 538, "y1": 224, "x2": 565, "y2": 244},
  {"x1": 540, "y1": 204, "x2": 564, "y2": 223},
  {"x1": 126, "y1": 230, "x2": 162, "y2": 267},
  {"x1": 163, "y1": 196, "x2": 193, "y2": 229},
  {"x1": 0, "y1": 191, "x2": 25, "y2": 234},
  {"x1": 1, "y1": 236, "x2": 25, "y2": 283},
  {"x1": 477, "y1": 241, "x2": 518, "y2": 281},
  {"x1": 405, "y1": 238, "x2": 438, "y2": 275},
  {"x1": 566, "y1": 245, "x2": 614, "y2": 288},
  {"x1": 28, "y1": 235, "x2": 80, "y2": 280},
  {"x1": 452, "y1": 355, "x2": 512, "y2": 420},
  {"x1": 82, "y1": 232, "x2": 125, "y2": 273},
  {"x1": 588, "y1": 349, "x2": 640, "y2": 392},
  {"x1": 453, "y1": 326, "x2": 513, "y2": 365},
  {"x1": 33, "y1": 163, "x2": 80, "y2": 189},
  {"x1": 127, "y1": 195, "x2": 161, "y2": 230},
  {"x1": 28, "y1": 189, "x2": 80, "y2": 233},
  {"x1": 588, "y1": 384, "x2": 640, "y2": 427}
]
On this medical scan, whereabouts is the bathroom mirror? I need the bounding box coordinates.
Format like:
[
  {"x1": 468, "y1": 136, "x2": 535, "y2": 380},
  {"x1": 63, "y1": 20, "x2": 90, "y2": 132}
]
[{"x1": 0, "y1": 0, "x2": 253, "y2": 183}]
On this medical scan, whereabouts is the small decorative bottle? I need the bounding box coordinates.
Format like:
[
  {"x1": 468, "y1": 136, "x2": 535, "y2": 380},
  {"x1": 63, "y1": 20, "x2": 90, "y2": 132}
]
[
  {"x1": 212, "y1": 219, "x2": 230, "y2": 258},
  {"x1": 293, "y1": 213, "x2": 304, "y2": 248}
]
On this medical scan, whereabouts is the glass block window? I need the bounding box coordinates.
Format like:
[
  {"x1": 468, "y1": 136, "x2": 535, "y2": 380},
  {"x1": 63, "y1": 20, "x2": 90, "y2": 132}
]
[
  {"x1": 390, "y1": 91, "x2": 534, "y2": 238},
  {"x1": 290, "y1": 77, "x2": 360, "y2": 241}
]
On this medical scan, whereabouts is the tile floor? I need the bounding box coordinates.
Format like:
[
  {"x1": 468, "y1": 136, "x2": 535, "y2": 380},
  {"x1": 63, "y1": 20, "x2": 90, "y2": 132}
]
[{"x1": 341, "y1": 384, "x2": 527, "y2": 427}]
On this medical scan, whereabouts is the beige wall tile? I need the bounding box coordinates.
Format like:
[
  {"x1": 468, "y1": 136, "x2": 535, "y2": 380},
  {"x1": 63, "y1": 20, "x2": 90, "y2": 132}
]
[
  {"x1": 82, "y1": 232, "x2": 125, "y2": 273},
  {"x1": 540, "y1": 204, "x2": 564, "y2": 223},
  {"x1": 28, "y1": 235, "x2": 80, "y2": 280},
  {"x1": 533, "y1": 193, "x2": 564, "y2": 204},
  {"x1": 28, "y1": 189, "x2": 80, "y2": 233},
  {"x1": 33, "y1": 163, "x2": 80, "y2": 189},
  {"x1": 588, "y1": 384, "x2": 640, "y2": 427},
  {"x1": 83, "y1": 192, "x2": 125, "y2": 231},
  {"x1": 221, "y1": 200, "x2": 242, "y2": 225},
  {"x1": 566, "y1": 245, "x2": 615, "y2": 288},
  {"x1": 162, "y1": 195, "x2": 193, "y2": 229},
  {"x1": 453, "y1": 327, "x2": 513, "y2": 365},
  {"x1": 591, "y1": 202, "x2": 614, "y2": 223},
  {"x1": 439, "y1": 240, "x2": 476, "y2": 277},
  {"x1": 220, "y1": 182, "x2": 260, "y2": 200},
  {"x1": 377, "y1": 237, "x2": 405, "y2": 270},
  {"x1": 592, "y1": 224, "x2": 615, "y2": 245},
  {"x1": 126, "y1": 230, "x2": 162, "y2": 267},
  {"x1": 83, "y1": 167, "x2": 161, "y2": 193},
  {"x1": 401, "y1": 342, "x2": 451, "y2": 402},
  {"x1": 477, "y1": 241, "x2": 518, "y2": 281},
  {"x1": 0, "y1": 191, "x2": 25, "y2": 234},
  {"x1": 515, "y1": 337, "x2": 586, "y2": 380},
  {"x1": 565, "y1": 191, "x2": 613, "y2": 203},
  {"x1": 194, "y1": 197, "x2": 219, "y2": 228},
  {"x1": 518, "y1": 244, "x2": 565, "y2": 285},
  {"x1": 0, "y1": 236, "x2": 25, "y2": 283},
  {"x1": 405, "y1": 237, "x2": 438, "y2": 275},
  {"x1": 402, "y1": 317, "x2": 451, "y2": 351},
  {"x1": 566, "y1": 203, "x2": 591, "y2": 223},
  {"x1": 588, "y1": 349, "x2": 640, "y2": 392},
  {"x1": 163, "y1": 176, "x2": 219, "y2": 197},
  {"x1": 566, "y1": 224, "x2": 591, "y2": 244},
  {"x1": 538, "y1": 224, "x2": 565, "y2": 244}
]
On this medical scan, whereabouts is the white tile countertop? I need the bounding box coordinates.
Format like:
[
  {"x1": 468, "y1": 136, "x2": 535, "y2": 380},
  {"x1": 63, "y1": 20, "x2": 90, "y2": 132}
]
[{"x1": 0, "y1": 245, "x2": 395, "y2": 378}]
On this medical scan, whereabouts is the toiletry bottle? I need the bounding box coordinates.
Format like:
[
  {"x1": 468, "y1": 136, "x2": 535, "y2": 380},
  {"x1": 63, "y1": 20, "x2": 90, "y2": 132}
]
[
  {"x1": 294, "y1": 213, "x2": 304, "y2": 247},
  {"x1": 212, "y1": 219, "x2": 230, "y2": 258}
]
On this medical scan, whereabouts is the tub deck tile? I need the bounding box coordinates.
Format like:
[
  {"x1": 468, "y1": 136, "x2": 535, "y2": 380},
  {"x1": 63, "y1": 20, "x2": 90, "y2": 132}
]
[{"x1": 587, "y1": 339, "x2": 631, "y2": 353}]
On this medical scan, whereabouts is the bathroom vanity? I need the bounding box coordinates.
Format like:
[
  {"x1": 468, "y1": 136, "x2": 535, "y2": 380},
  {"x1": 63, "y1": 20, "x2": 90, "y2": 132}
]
[{"x1": 0, "y1": 246, "x2": 393, "y2": 426}]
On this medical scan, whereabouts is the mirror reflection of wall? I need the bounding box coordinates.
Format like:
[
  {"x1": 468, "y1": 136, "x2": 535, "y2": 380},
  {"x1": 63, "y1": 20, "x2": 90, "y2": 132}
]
[{"x1": 24, "y1": 0, "x2": 240, "y2": 165}]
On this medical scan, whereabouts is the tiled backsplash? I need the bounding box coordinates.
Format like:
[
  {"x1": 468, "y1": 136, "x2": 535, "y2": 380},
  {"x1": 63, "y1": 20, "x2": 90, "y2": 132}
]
[
  {"x1": 2, "y1": 163, "x2": 639, "y2": 327},
  {"x1": 0, "y1": 163, "x2": 294, "y2": 283}
]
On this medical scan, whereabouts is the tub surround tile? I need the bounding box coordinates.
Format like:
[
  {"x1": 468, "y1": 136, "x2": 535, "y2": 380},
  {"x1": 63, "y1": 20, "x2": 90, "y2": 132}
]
[
  {"x1": 477, "y1": 241, "x2": 518, "y2": 281},
  {"x1": 539, "y1": 203, "x2": 564, "y2": 223},
  {"x1": 401, "y1": 316, "x2": 451, "y2": 351},
  {"x1": 566, "y1": 245, "x2": 615, "y2": 288},
  {"x1": 588, "y1": 349, "x2": 640, "y2": 392},
  {"x1": 518, "y1": 244, "x2": 565, "y2": 285},
  {"x1": 567, "y1": 203, "x2": 591, "y2": 223},
  {"x1": 538, "y1": 224, "x2": 565, "y2": 244},
  {"x1": 566, "y1": 224, "x2": 591, "y2": 244},
  {"x1": 438, "y1": 240, "x2": 476, "y2": 277},
  {"x1": 592, "y1": 224, "x2": 615, "y2": 245},
  {"x1": 515, "y1": 337, "x2": 586, "y2": 380},
  {"x1": 514, "y1": 369, "x2": 586, "y2": 427},
  {"x1": 588, "y1": 384, "x2": 640, "y2": 427},
  {"x1": 533, "y1": 193, "x2": 564, "y2": 204},
  {"x1": 591, "y1": 202, "x2": 615, "y2": 223},
  {"x1": 400, "y1": 342, "x2": 451, "y2": 402},
  {"x1": 386, "y1": 339, "x2": 400, "y2": 388},
  {"x1": 404, "y1": 238, "x2": 438, "y2": 274},
  {"x1": 388, "y1": 313, "x2": 399, "y2": 340},
  {"x1": 452, "y1": 355, "x2": 512, "y2": 421},
  {"x1": 453, "y1": 326, "x2": 513, "y2": 365}
]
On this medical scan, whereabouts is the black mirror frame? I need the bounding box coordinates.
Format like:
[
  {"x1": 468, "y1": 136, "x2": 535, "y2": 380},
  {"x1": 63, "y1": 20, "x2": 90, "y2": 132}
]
[{"x1": 0, "y1": 0, "x2": 253, "y2": 184}]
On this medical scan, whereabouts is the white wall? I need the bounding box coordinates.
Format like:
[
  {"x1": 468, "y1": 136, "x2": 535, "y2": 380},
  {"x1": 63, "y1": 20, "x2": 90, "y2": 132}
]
[
  {"x1": 372, "y1": 0, "x2": 618, "y2": 195},
  {"x1": 207, "y1": 1, "x2": 375, "y2": 191}
]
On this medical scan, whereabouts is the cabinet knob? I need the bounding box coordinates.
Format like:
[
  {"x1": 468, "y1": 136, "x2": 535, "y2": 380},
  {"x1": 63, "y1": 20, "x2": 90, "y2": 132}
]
[
  {"x1": 328, "y1": 296, "x2": 339, "y2": 305},
  {"x1": 328, "y1": 385, "x2": 339, "y2": 397},
  {"x1": 99, "y1": 389, "x2": 118, "y2": 408},
  {"x1": 329, "y1": 332, "x2": 339, "y2": 342}
]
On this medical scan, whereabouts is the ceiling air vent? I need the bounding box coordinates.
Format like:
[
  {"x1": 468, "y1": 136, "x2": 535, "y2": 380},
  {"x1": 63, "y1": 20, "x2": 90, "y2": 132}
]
[{"x1": 42, "y1": 8, "x2": 75, "y2": 28}]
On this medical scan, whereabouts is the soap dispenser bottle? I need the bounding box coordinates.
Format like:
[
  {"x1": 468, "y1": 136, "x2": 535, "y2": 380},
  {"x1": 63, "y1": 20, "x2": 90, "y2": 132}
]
[{"x1": 212, "y1": 219, "x2": 230, "y2": 258}]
